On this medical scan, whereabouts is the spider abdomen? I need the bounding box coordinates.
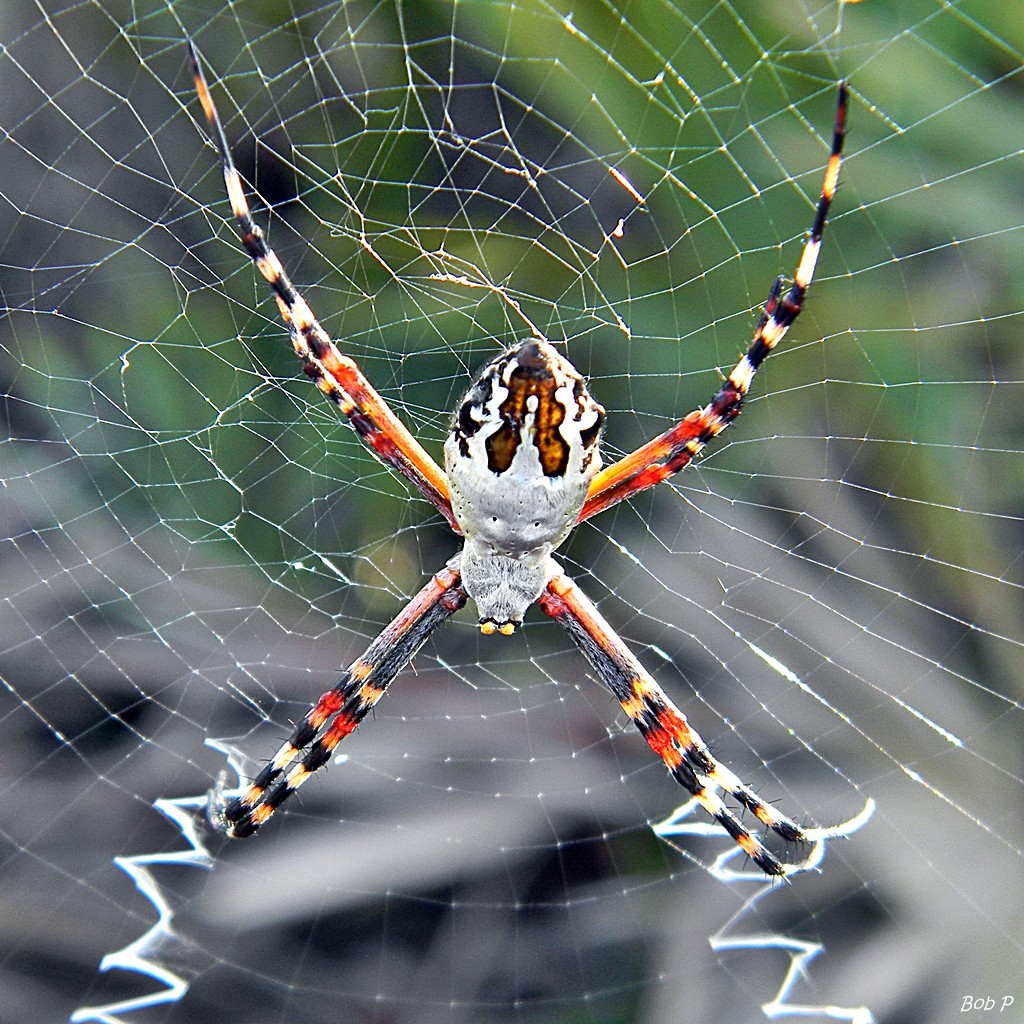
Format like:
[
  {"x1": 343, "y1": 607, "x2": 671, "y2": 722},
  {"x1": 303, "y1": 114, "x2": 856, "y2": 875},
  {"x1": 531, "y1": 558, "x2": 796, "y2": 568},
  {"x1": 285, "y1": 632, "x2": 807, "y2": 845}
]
[{"x1": 444, "y1": 340, "x2": 604, "y2": 632}]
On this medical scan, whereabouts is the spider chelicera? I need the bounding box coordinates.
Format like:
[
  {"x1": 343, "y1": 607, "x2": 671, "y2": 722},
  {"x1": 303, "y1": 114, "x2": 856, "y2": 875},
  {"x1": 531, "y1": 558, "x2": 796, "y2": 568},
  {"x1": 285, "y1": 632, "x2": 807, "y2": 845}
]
[{"x1": 189, "y1": 41, "x2": 848, "y2": 876}]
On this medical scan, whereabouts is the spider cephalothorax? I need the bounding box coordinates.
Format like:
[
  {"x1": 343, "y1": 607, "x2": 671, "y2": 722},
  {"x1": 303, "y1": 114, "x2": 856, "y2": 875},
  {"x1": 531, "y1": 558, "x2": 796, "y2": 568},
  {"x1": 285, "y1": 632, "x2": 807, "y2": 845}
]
[
  {"x1": 190, "y1": 39, "x2": 849, "y2": 875},
  {"x1": 445, "y1": 340, "x2": 604, "y2": 633}
]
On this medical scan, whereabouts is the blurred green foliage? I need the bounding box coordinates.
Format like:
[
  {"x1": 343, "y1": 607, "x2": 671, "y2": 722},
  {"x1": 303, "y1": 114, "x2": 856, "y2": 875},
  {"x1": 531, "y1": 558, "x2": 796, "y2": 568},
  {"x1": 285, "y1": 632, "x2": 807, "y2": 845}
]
[{"x1": 3, "y1": 0, "x2": 1022, "y2": 651}]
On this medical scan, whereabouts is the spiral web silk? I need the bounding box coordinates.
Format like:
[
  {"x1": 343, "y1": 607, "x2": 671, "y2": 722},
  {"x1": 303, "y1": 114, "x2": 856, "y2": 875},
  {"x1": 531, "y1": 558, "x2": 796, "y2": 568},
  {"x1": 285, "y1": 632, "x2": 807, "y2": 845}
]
[{"x1": 1, "y1": 3, "x2": 1021, "y2": 1022}]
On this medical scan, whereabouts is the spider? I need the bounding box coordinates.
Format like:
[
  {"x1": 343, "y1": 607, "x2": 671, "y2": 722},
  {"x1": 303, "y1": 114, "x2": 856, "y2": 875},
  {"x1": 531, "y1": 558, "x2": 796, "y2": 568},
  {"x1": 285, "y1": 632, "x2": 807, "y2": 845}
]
[{"x1": 189, "y1": 41, "x2": 848, "y2": 876}]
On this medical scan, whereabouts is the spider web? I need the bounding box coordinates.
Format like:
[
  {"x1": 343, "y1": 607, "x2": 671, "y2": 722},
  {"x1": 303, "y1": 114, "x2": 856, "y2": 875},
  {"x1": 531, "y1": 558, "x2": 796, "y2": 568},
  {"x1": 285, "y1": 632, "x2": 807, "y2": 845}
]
[{"x1": 2, "y1": 2, "x2": 1022, "y2": 1022}]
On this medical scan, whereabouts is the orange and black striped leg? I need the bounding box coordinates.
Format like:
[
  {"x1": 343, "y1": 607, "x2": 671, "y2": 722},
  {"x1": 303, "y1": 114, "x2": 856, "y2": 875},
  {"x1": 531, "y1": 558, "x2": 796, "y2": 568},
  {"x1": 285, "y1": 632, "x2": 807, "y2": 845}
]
[
  {"x1": 221, "y1": 563, "x2": 467, "y2": 838},
  {"x1": 538, "y1": 571, "x2": 808, "y2": 877},
  {"x1": 579, "y1": 82, "x2": 848, "y2": 526},
  {"x1": 187, "y1": 40, "x2": 458, "y2": 532}
]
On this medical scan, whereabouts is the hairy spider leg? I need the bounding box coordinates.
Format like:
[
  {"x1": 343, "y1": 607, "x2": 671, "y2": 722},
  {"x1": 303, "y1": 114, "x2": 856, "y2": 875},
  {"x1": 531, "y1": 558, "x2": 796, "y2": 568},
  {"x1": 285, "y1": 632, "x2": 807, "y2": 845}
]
[
  {"x1": 188, "y1": 41, "x2": 458, "y2": 531},
  {"x1": 221, "y1": 564, "x2": 467, "y2": 838},
  {"x1": 580, "y1": 82, "x2": 848, "y2": 524},
  {"x1": 540, "y1": 571, "x2": 810, "y2": 877}
]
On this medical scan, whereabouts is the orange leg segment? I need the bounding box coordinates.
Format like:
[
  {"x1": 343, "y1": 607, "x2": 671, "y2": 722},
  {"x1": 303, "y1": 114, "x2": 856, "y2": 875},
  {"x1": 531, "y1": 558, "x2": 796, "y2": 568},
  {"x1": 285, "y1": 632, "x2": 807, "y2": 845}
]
[
  {"x1": 189, "y1": 40, "x2": 458, "y2": 531},
  {"x1": 580, "y1": 83, "x2": 848, "y2": 525},
  {"x1": 221, "y1": 563, "x2": 467, "y2": 838},
  {"x1": 539, "y1": 570, "x2": 809, "y2": 876}
]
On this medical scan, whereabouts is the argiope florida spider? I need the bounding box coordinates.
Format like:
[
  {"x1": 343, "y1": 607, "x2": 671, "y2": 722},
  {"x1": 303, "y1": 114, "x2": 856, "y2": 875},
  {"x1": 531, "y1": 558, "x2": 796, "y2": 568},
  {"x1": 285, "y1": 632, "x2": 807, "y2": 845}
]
[{"x1": 189, "y1": 41, "x2": 848, "y2": 876}]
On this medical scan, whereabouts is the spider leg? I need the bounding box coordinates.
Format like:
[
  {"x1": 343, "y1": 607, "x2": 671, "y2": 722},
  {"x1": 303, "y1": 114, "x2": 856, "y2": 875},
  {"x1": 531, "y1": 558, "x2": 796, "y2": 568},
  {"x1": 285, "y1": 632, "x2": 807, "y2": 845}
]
[
  {"x1": 220, "y1": 562, "x2": 467, "y2": 838},
  {"x1": 188, "y1": 41, "x2": 458, "y2": 532},
  {"x1": 579, "y1": 82, "x2": 848, "y2": 524},
  {"x1": 538, "y1": 570, "x2": 809, "y2": 877}
]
